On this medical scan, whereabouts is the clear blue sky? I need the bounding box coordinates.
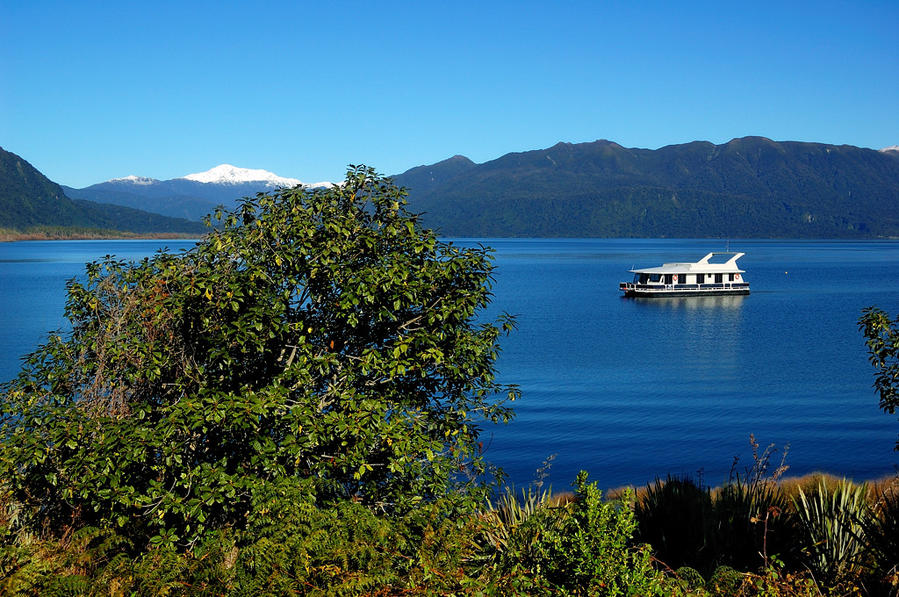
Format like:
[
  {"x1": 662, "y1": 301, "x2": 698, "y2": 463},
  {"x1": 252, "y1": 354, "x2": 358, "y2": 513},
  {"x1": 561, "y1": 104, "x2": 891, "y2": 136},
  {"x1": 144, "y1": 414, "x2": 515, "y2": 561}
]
[{"x1": 2, "y1": 0, "x2": 897, "y2": 188}]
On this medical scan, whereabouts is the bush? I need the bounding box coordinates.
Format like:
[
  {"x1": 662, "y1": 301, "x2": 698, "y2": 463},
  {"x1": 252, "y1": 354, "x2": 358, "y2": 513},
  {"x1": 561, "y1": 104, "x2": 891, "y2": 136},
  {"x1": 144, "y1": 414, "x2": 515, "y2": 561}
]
[
  {"x1": 713, "y1": 474, "x2": 796, "y2": 572},
  {"x1": 635, "y1": 475, "x2": 713, "y2": 572},
  {"x1": 0, "y1": 166, "x2": 518, "y2": 548},
  {"x1": 707, "y1": 565, "x2": 744, "y2": 596},
  {"x1": 0, "y1": 477, "x2": 497, "y2": 594},
  {"x1": 859, "y1": 479, "x2": 899, "y2": 594},
  {"x1": 526, "y1": 471, "x2": 669, "y2": 595},
  {"x1": 674, "y1": 566, "x2": 706, "y2": 591}
]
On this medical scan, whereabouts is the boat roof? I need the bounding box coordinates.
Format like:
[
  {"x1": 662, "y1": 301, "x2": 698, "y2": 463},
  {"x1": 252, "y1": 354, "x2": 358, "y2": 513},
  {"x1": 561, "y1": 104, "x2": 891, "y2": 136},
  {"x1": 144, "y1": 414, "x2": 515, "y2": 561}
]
[{"x1": 629, "y1": 252, "x2": 746, "y2": 274}]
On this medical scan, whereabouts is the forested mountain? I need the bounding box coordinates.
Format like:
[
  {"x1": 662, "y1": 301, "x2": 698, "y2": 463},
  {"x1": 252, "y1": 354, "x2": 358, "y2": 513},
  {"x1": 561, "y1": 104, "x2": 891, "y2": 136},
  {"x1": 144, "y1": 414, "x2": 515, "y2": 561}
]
[
  {"x1": 393, "y1": 137, "x2": 899, "y2": 238},
  {"x1": 0, "y1": 147, "x2": 205, "y2": 234},
  {"x1": 0, "y1": 147, "x2": 85, "y2": 229}
]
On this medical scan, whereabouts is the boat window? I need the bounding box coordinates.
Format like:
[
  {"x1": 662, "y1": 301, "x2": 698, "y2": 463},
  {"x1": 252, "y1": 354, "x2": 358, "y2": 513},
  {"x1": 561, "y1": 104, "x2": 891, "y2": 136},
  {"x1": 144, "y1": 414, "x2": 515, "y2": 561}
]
[
  {"x1": 715, "y1": 273, "x2": 723, "y2": 283},
  {"x1": 664, "y1": 274, "x2": 673, "y2": 284},
  {"x1": 649, "y1": 274, "x2": 661, "y2": 283},
  {"x1": 696, "y1": 273, "x2": 704, "y2": 284},
  {"x1": 729, "y1": 273, "x2": 735, "y2": 282}
]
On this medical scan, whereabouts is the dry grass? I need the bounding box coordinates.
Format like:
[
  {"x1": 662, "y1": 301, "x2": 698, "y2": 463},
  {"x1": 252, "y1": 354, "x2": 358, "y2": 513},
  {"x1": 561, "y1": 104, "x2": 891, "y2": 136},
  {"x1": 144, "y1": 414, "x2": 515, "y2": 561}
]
[
  {"x1": 775, "y1": 472, "x2": 845, "y2": 501},
  {"x1": 608, "y1": 471, "x2": 899, "y2": 507},
  {"x1": 605, "y1": 484, "x2": 642, "y2": 502},
  {"x1": 549, "y1": 491, "x2": 576, "y2": 506},
  {"x1": 867, "y1": 474, "x2": 899, "y2": 497},
  {"x1": 779, "y1": 472, "x2": 899, "y2": 503}
]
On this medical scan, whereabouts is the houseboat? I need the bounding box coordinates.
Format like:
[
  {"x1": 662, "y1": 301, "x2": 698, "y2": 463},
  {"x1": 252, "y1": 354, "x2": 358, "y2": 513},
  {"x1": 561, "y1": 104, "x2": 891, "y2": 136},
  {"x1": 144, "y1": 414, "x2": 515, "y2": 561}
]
[{"x1": 619, "y1": 252, "x2": 750, "y2": 297}]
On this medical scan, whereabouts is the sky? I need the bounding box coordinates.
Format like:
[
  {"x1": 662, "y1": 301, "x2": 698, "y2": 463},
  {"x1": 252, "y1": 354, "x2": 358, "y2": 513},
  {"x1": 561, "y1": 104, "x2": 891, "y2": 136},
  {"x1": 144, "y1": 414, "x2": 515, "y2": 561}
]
[{"x1": 1, "y1": 0, "x2": 897, "y2": 188}]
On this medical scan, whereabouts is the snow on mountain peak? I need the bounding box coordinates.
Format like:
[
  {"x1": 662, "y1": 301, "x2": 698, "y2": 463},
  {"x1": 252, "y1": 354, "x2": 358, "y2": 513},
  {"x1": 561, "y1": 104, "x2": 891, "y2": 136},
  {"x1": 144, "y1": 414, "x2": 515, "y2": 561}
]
[
  {"x1": 180, "y1": 164, "x2": 303, "y2": 187},
  {"x1": 109, "y1": 175, "x2": 159, "y2": 185},
  {"x1": 104, "y1": 165, "x2": 333, "y2": 189},
  {"x1": 881, "y1": 145, "x2": 899, "y2": 153}
]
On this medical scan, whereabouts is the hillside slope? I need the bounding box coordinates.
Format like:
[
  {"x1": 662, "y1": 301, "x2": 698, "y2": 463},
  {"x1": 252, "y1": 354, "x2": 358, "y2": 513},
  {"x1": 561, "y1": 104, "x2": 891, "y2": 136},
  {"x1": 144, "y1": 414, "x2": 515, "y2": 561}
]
[
  {"x1": 0, "y1": 148, "x2": 206, "y2": 234},
  {"x1": 63, "y1": 184, "x2": 219, "y2": 222},
  {"x1": 393, "y1": 137, "x2": 899, "y2": 238}
]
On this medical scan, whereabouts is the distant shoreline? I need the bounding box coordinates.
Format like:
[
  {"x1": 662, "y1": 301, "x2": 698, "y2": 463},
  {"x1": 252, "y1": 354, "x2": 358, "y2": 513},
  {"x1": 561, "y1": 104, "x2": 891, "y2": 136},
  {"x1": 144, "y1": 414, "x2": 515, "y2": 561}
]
[{"x1": 0, "y1": 229, "x2": 203, "y2": 243}]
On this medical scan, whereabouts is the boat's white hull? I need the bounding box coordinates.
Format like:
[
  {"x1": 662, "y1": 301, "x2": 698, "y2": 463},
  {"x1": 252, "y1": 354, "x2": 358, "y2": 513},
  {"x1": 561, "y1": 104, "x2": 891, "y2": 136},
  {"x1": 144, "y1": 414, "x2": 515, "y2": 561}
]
[{"x1": 619, "y1": 282, "x2": 750, "y2": 297}]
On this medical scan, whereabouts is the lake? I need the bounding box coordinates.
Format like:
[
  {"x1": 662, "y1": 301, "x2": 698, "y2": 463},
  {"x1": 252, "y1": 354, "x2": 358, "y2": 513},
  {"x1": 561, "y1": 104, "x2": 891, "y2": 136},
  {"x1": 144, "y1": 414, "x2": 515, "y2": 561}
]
[{"x1": 1, "y1": 238, "x2": 897, "y2": 491}]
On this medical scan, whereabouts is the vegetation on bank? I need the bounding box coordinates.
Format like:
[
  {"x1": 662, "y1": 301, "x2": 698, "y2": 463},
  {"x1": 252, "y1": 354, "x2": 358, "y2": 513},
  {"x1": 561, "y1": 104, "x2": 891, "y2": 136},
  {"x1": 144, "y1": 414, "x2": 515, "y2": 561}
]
[
  {"x1": 0, "y1": 226, "x2": 201, "y2": 242},
  {"x1": 0, "y1": 167, "x2": 897, "y2": 594},
  {"x1": 1, "y1": 455, "x2": 896, "y2": 594}
]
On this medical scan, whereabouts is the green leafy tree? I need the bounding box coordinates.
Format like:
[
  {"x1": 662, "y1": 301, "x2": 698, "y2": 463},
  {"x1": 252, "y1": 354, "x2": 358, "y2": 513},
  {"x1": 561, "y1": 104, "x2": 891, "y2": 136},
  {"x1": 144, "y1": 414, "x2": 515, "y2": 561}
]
[
  {"x1": 0, "y1": 166, "x2": 517, "y2": 547},
  {"x1": 859, "y1": 306, "x2": 899, "y2": 450}
]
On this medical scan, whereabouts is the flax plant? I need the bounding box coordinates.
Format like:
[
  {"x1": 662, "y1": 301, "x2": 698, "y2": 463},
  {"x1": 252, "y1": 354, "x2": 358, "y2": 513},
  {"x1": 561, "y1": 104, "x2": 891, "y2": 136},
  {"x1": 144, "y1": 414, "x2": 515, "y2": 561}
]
[
  {"x1": 479, "y1": 484, "x2": 561, "y2": 563},
  {"x1": 794, "y1": 478, "x2": 870, "y2": 588}
]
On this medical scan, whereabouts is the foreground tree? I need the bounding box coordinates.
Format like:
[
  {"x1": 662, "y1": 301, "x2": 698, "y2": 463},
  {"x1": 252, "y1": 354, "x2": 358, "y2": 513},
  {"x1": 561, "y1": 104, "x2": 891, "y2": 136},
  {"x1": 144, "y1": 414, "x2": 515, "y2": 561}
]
[
  {"x1": 0, "y1": 166, "x2": 517, "y2": 547},
  {"x1": 859, "y1": 306, "x2": 899, "y2": 450}
]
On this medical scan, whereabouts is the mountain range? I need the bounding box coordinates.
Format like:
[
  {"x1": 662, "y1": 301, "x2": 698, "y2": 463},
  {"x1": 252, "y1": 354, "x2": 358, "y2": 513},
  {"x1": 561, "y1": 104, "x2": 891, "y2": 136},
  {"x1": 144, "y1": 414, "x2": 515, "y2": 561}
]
[
  {"x1": 63, "y1": 165, "x2": 331, "y2": 222},
  {"x1": 393, "y1": 137, "x2": 899, "y2": 238},
  {"x1": 3, "y1": 137, "x2": 899, "y2": 238}
]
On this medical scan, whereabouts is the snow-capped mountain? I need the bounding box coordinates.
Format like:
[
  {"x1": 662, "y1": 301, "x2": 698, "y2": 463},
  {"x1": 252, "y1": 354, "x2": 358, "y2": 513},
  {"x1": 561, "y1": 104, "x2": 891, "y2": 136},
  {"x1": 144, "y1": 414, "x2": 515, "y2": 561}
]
[
  {"x1": 64, "y1": 165, "x2": 334, "y2": 222},
  {"x1": 180, "y1": 164, "x2": 303, "y2": 187},
  {"x1": 109, "y1": 164, "x2": 332, "y2": 189},
  {"x1": 881, "y1": 145, "x2": 899, "y2": 154}
]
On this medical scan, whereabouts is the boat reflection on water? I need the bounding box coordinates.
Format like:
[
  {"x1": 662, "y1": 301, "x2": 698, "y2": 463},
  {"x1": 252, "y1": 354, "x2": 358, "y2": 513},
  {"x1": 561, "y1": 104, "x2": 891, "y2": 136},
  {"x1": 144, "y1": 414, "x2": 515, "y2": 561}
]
[
  {"x1": 630, "y1": 294, "x2": 747, "y2": 310},
  {"x1": 628, "y1": 293, "x2": 747, "y2": 377}
]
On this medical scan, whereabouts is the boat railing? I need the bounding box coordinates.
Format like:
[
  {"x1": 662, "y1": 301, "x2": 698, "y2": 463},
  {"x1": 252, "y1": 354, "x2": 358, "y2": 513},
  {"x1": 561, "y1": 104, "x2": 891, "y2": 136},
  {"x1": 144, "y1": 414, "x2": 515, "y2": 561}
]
[{"x1": 620, "y1": 282, "x2": 750, "y2": 292}]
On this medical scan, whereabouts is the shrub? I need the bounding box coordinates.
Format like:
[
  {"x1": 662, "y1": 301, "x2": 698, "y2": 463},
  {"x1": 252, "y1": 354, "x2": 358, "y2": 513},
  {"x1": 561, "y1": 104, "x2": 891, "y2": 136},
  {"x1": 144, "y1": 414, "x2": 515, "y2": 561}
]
[
  {"x1": 635, "y1": 475, "x2": 713, "y2": 572},
  {"x1": 0, "y1": 166, "x2": 518, "y2": 548},
  {"x1": 707, "y1": 565, "x2": 744, "y2": 596},
  {"x1": 1, "y1": 499, "x2": 492, "y2": 595},
  {"x1": 527, "y1": 471, "x2": 669, "y2": 595},
  {"x1": 0, "y1": 524, "x2": 132, "y2": 595},
  {"x1": 859, "y1": 478, "x2": 899, "y2": 594},
  {"x1": 712, "y1": 474, "x2": 796, "y2": 572},
  {"x1": 674, "y1": 566, "x2": 706, "y2": 591}
]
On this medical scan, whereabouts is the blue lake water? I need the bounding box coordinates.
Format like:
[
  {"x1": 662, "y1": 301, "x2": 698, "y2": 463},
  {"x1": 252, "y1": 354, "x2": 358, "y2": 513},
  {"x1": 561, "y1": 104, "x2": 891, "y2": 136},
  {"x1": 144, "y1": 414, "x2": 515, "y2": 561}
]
[{"x1": 1, "y1": 238, "x2": 897, "y2": 491}]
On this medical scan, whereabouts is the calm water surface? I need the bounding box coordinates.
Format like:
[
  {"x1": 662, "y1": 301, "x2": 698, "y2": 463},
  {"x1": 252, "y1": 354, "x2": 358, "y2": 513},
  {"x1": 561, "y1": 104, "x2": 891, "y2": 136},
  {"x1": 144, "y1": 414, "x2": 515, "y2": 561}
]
[{"x1": 1, "y1": 238, "x2": 897, "y2": 490}]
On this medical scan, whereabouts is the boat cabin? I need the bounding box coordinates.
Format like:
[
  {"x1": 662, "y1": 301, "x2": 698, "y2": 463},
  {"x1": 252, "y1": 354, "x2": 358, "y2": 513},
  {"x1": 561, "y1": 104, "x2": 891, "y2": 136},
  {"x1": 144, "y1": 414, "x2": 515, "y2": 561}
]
[{"x1": 619, "y1": 252, "x2": 750, "y2": 297}]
